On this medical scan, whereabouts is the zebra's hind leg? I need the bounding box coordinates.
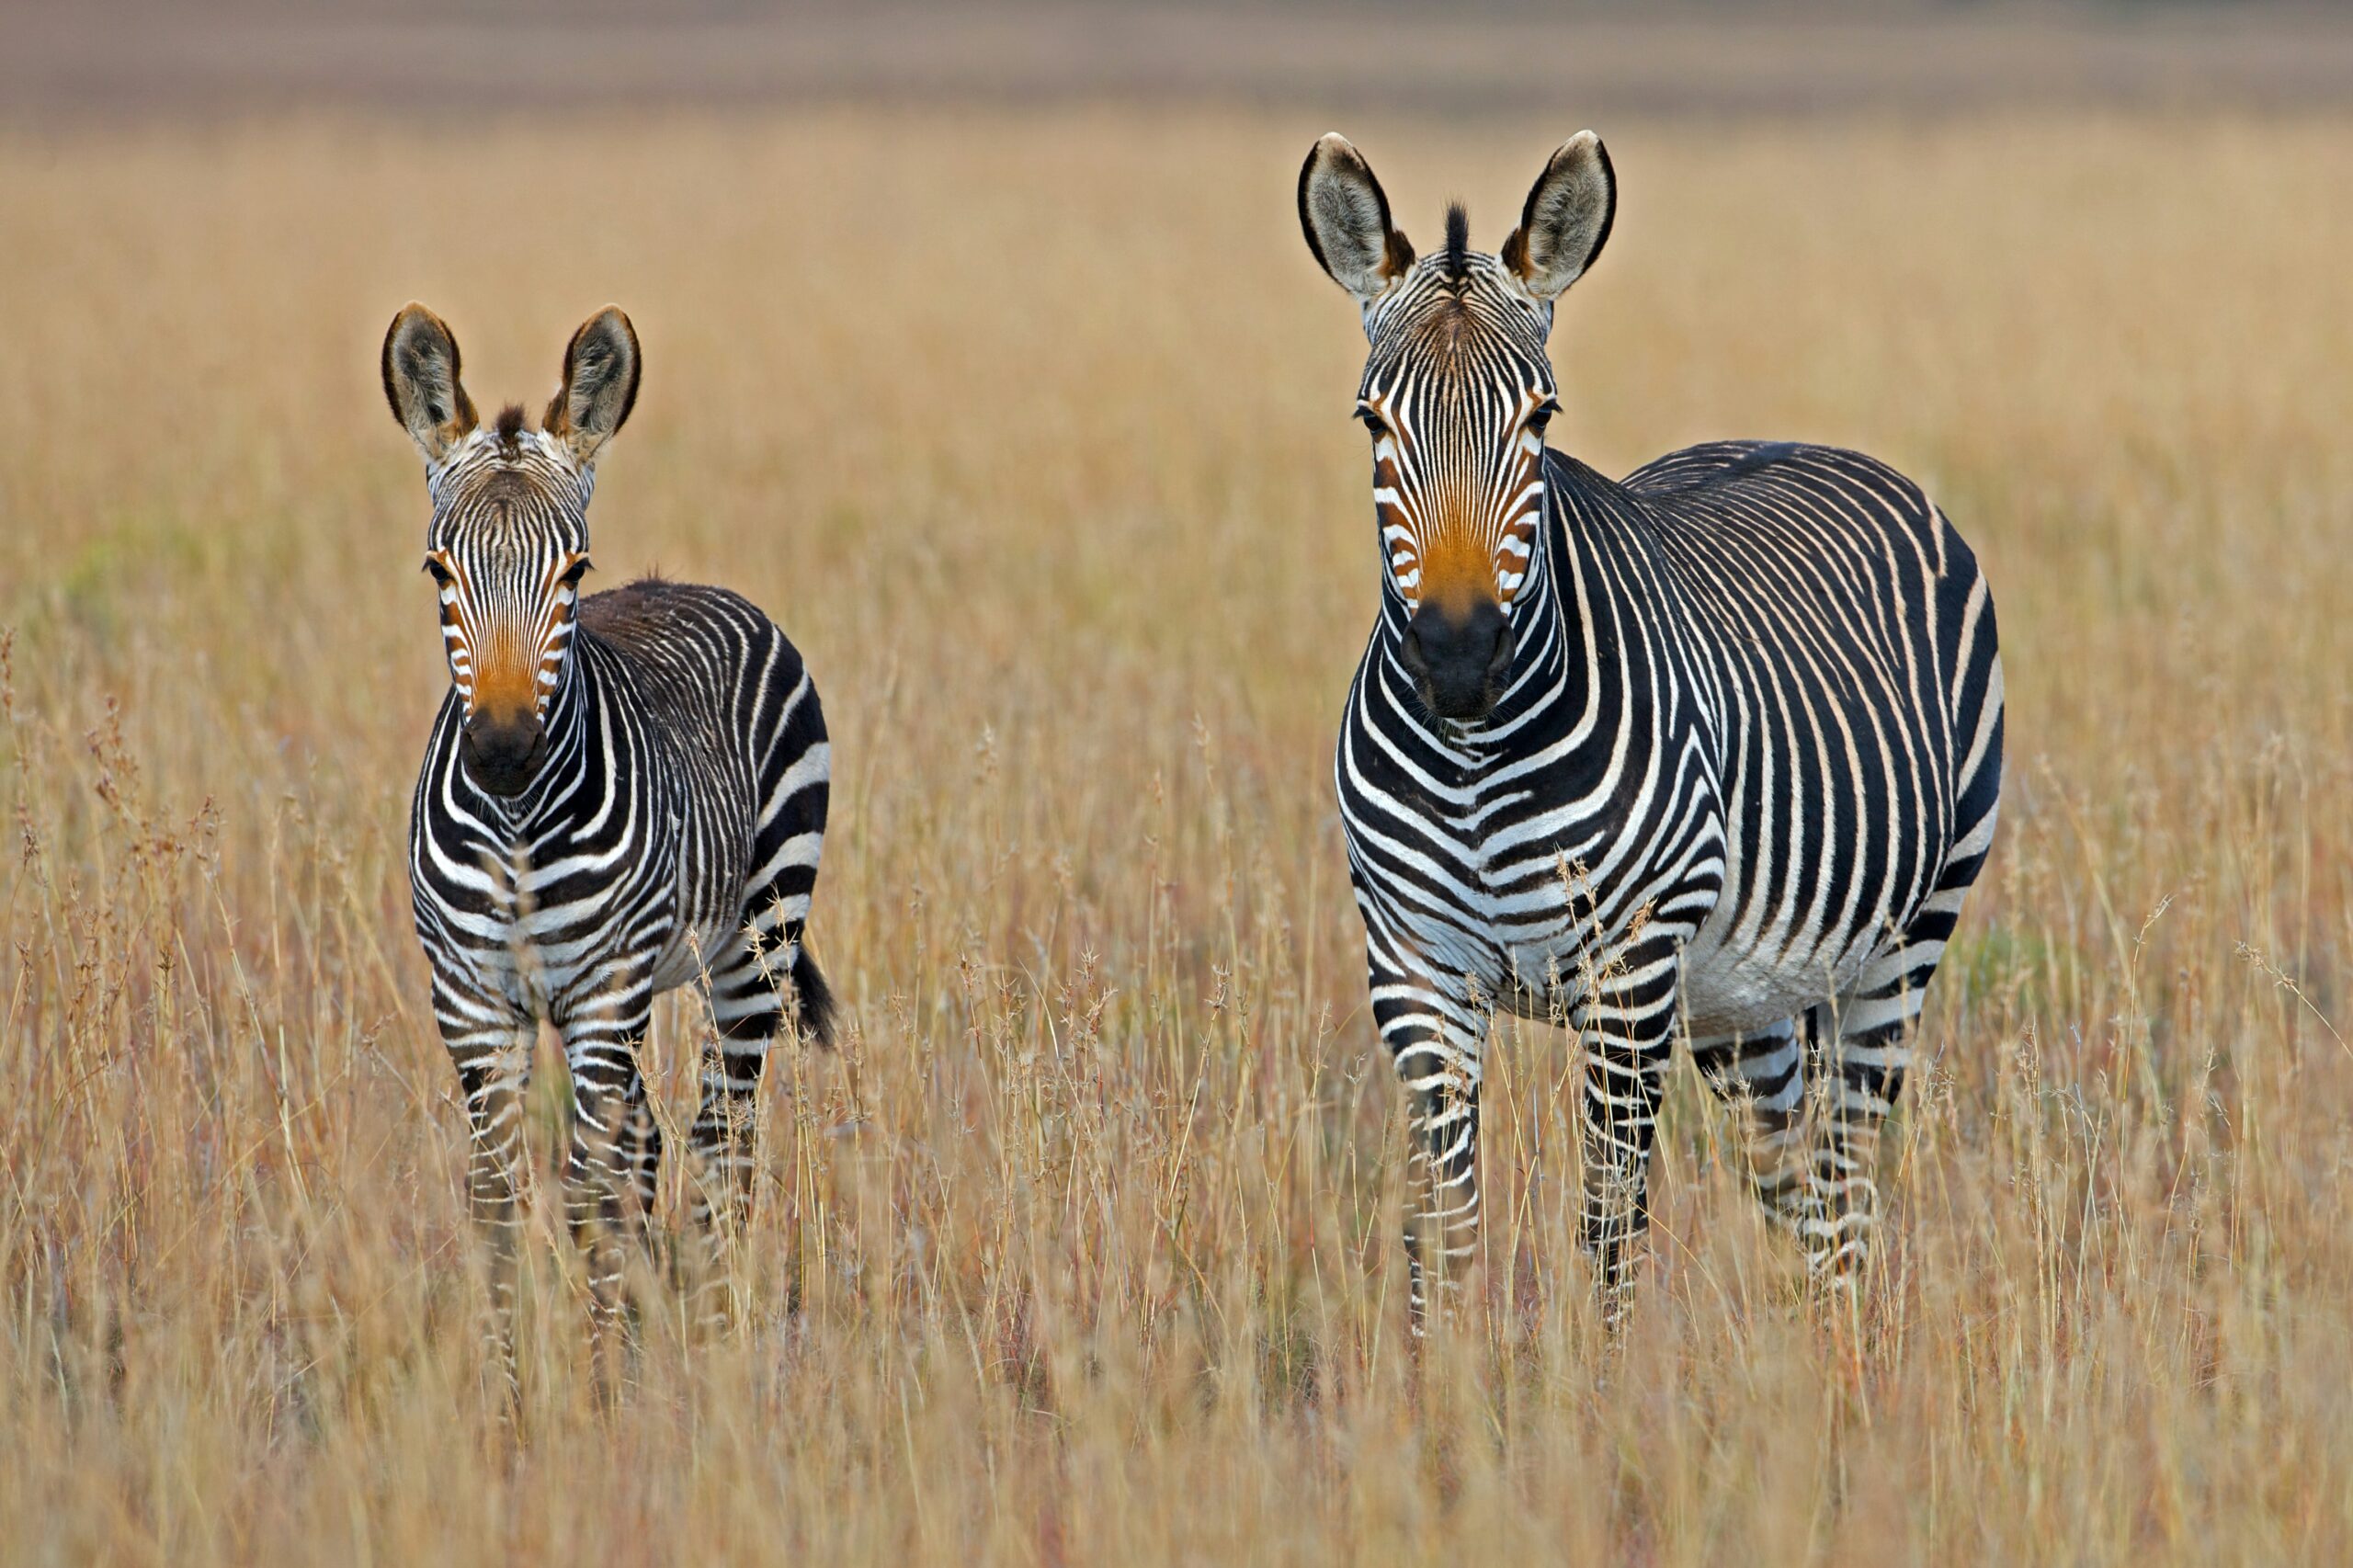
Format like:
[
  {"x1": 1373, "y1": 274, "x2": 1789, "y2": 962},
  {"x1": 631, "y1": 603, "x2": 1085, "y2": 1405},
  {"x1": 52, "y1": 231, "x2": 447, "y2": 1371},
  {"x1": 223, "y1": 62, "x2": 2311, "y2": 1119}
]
[
  {"x1": 1574, "y1": 936, "x2": 1682, "y2": 1327},
  {"x1": 554, "y1": 979, "x2": 656, "y2": 1395},
  {"x1": 435, "y1": 972, "x2": 536, "y2": 1410},
  {"x1": 681, "y1": 933, "x2": 802, "y2": 1332},
  {"x1": 1690, "y1": 1017, "x2": 1813, "y2": 1237},
  {"x1": 1802, "y1": 919, "x2": 1952, "y2": 1288}
]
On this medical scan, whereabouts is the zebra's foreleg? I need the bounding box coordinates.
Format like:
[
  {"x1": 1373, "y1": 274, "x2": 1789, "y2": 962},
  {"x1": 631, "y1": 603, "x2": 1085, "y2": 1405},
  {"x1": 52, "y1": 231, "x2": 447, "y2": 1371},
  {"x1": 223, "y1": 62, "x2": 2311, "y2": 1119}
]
[
  {"x1": 555, "y1": 980, "x2": 656, "y2": 1379},
  {"x1": 1690, "y1": 1018, "x2": 1813, "y2": 1233},
  {"x1": 1404, "y1": 1062, "x2": 1483, "y2": 1335},
  {"x1": 433, "y1": 971, "x2": 536, "y2": 1408},
  {"x1": 1368, "y1": 958, "x2": 1490, "y2": 1335},
  {"x1": 1574, "y1": 938, "x2": 1681, "y2": 1325}
]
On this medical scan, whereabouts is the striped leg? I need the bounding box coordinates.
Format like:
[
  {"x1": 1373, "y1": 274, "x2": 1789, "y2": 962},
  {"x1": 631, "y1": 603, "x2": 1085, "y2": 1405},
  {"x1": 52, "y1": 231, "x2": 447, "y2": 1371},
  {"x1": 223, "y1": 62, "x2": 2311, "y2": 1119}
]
[
  {"x1": 1801, "y1": 968, "x2": 1918, "y2": 1284},
  {"x1": 1802, "y1": 884, "x2": 1977, "y2": 1286},
  {"x1": 1690, "y1": 1017, "x2": 1813, "y2": 1232},
  {"x1": 1574, "y1": 937, "x2": 1682, "y2": 1324},
  {"x1": 1367, "y1": 952, "x2": 1489, "y2": 1335},
  {"x1": 434, "y1": 970, "x2": 536, "y2": 1405},
  {"x1": 694, "y1": 947, "x2": 784, "y2": 1229},
  {"x1": 688, "y1": 941, "x2": 782, "y2": 1290},
  {"x1": 554, "y1": 976, "x2": 656, "y2": 1373},
  {"x1": 618, "y1": 1081, "x2": 663, "y2": 1232},
  {"x1": 683, "y1": 914, "x2": 831, "y2": 1329}
]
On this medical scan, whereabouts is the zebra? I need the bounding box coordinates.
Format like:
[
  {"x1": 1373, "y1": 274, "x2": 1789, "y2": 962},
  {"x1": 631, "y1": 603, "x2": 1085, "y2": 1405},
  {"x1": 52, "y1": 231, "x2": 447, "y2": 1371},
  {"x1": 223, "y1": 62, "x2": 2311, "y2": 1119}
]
[
  {"x1": 381, "y1": 303, "x2": 836, "y2": 1382},
  {"x1": 1297, "y1": 132, "x2": 2004, "y2": 1329}
]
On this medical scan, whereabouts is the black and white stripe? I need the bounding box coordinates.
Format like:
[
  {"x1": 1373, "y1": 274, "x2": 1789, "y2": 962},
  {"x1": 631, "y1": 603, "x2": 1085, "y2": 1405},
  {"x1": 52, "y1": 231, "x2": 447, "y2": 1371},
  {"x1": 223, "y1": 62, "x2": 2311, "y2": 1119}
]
[
  {"x1": 1302, "y1": 135, "x2": 2004, "y2": 1327},
  {"x1": 384, "y1": 304, "x2": 834, "y2": 1385}
]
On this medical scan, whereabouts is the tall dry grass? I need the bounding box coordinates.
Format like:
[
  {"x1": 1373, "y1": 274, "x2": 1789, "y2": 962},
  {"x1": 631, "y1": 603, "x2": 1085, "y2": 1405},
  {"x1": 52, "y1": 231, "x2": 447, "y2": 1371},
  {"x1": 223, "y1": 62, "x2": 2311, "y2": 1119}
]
[{"x1": 2, "y1": 108, "x2": 2350, "y2": 1563}]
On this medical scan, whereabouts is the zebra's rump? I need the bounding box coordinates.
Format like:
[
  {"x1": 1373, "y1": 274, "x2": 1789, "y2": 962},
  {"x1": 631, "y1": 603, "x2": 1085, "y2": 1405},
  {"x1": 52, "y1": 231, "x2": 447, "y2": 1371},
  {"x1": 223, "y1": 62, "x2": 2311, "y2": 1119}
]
[{"x1": 1612, "y1": 440, "x2": 2003, "y2": 1028}]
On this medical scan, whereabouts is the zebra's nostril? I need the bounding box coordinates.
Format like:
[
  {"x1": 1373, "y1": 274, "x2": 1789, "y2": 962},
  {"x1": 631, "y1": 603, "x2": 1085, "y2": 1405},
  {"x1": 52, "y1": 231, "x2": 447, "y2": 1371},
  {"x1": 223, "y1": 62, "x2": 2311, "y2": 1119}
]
[
  {"x1": 1485, "y1": 624, "x2": 1515, "y2": 678},
  {"x1": 1401, "y1": 628, "x2": 1429, "y2": 676}
]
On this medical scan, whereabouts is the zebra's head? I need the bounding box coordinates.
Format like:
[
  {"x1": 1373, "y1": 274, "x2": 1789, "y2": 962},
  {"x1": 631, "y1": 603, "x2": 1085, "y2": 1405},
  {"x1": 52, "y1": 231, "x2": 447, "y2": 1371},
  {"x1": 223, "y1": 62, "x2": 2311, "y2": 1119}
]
[
  {"x1": 1299, "y1": 132, "x2": 1615, "y2": 722},
  {"x1": 381, "y1": 303, "x2": 641, "y2": 797}
]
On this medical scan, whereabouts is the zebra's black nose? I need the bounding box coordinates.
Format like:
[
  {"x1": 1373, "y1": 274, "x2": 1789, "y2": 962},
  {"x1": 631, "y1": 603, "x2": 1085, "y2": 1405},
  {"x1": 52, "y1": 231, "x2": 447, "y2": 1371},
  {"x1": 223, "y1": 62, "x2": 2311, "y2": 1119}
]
[
  {"x1": 1401, "y1": 599, "x2": 1513, "y2": 721},
  {"x1": 460, "y1": 714, "x2": 549, "y2": 798}
]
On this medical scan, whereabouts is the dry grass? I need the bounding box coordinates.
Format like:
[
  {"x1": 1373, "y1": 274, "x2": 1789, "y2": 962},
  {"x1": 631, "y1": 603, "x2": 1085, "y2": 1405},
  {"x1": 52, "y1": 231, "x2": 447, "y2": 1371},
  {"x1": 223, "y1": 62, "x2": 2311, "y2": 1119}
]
[{"x1": 3, "y1": 108, "x2": 2351, "y2": 1563}]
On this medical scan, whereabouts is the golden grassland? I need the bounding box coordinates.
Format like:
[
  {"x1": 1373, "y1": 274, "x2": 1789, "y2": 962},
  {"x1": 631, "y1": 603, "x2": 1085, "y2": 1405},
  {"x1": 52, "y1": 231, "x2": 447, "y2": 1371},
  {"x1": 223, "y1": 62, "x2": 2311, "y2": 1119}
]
[{"x1": 3, "y1": 108, "x2": 2351, "y2": 1563}]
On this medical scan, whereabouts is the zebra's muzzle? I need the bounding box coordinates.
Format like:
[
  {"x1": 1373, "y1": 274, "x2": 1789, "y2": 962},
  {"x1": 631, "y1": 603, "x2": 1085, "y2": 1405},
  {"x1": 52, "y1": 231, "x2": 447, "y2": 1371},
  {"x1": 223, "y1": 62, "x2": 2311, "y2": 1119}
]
[
  {"x1": 1401, "y1": 599, "x2": 1513, "y2": 722},
  {"x1": 460, "y1": 714, "x2": 550, "y2": 798}
]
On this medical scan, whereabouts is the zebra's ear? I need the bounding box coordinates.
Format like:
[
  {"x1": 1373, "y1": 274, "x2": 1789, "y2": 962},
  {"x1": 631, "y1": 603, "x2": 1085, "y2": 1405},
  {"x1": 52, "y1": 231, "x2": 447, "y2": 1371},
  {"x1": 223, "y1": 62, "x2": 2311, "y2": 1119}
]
[
  {"x1": 381, "y1": 303, "x2": 479, "y2": 463},
  {"x1": 543, "y1": 306, "x2": 642, "y2": 465},
  {"x1": 1299, "y1": 133, "x2": 1415, "y2": 307},
  {"x1": 1502, "y1": 131, "x2": 1616, "y2": 302}
]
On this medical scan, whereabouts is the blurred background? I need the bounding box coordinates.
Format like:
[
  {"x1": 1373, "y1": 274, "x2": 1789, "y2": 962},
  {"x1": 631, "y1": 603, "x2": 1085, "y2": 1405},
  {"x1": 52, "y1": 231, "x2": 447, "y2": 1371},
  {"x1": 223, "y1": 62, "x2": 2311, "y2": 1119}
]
[{"x1": 10, "y1": 0, "x2": 2353, "y2": 118}]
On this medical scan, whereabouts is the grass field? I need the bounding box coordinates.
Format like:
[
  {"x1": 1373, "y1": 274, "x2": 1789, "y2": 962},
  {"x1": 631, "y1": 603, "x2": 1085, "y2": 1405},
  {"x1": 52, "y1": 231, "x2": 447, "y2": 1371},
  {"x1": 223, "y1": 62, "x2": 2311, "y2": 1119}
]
[{"x1": 4, "y1": 105, "x2": 2352, "y2": 1562}]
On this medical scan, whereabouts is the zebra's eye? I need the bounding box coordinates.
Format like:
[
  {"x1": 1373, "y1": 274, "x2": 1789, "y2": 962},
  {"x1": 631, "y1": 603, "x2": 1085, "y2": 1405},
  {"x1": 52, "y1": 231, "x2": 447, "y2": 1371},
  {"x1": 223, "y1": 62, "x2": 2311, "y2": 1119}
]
[
  {"x1": 1529, "y1": 399, "x2": 1562, "y2": 435},
  {"x1": 423, "y1": 557, "x2": 452, "y2": 586},
  {"x1": 560, "y1": 557, "x2": 592, "y2": 589},
  {"x1": 1356, "y1": 405, "x2": 1391, "y2": 438}
]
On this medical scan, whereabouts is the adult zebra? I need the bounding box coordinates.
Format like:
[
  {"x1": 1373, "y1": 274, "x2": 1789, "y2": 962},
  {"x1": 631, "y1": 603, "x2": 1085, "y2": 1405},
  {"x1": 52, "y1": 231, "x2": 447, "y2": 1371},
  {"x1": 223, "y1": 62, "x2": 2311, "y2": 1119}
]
[
  {"x1": 382, "y1": 304, "x2": 835, "y2": 1382},
  {"x1": 1298, "y1": 133, "x2": 2004, "y2": 1328}
]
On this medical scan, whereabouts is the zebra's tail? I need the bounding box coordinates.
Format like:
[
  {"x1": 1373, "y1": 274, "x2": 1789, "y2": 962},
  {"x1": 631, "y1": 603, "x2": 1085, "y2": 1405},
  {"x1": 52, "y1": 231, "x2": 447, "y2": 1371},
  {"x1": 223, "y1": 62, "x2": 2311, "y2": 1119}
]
[{"x1": 791, "y1": 945, "x2": 840, "y2": 1049}]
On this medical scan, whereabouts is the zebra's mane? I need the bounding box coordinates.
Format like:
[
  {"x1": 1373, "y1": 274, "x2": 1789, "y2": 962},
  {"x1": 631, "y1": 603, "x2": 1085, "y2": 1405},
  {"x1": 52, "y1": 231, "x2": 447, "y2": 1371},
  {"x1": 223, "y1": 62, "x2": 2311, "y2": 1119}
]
[
  {"x1": 1442, "y1": 203, "x2": 1470, "y2": 285},
  {"x1": 493, "y1": 403, "x2": 528, "y2": 458}
]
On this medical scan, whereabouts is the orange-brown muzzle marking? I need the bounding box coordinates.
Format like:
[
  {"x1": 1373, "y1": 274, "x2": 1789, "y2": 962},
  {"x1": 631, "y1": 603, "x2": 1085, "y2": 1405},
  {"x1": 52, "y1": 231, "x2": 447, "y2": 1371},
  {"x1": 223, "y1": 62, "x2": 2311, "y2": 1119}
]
[{"x1": 426, "y1": 522, "x2": 588, "y2": 799}]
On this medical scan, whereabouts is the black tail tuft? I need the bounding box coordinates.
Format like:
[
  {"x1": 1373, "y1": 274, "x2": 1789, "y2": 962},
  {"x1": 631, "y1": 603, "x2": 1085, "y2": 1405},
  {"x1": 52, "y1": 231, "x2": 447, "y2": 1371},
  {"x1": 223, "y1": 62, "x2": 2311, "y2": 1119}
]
[{"x1": 791, "y1": 946, "x2": 839, "y2": 1048}]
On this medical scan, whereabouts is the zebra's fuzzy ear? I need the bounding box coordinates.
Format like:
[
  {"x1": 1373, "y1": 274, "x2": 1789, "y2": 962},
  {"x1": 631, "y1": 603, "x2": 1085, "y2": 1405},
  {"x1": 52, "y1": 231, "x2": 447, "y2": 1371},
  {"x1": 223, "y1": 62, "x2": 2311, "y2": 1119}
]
[
  {"x1": 543, "y1": 306, "x2": 642, "y2": 465},
  {"x1": 1502, "y1": 131, "x2": 1616, "y2": 302},
  {"x1": 381, "y1": 304, "x2": 479, "y2": 463},
  {"x1": 1299, "y1": 133, "x2": 1415, "y2": 307}
]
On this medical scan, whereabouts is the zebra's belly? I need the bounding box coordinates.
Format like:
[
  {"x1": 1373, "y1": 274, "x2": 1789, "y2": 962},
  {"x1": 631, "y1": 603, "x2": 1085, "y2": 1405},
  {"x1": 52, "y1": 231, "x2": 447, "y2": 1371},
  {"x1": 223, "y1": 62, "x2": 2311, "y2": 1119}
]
[
  {"x1": 1486, "y1": 901, "x2": 1856, "y2": 1038},
  {"x1": 1677, "y1": 933, "x2": 1869, "y2": 1039},
  {"x1": 1674, "y1": 854, "x2": 1900, "y2": 1039}
]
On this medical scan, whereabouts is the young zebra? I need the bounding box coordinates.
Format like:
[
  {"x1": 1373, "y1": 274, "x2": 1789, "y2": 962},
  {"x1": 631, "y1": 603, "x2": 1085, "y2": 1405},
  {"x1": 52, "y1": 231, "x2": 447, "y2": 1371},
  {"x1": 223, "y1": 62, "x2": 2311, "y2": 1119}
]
[
  {"x1": 382, "y1": 304, "x2": 835, "y2": 1377},
  {"x1": 1299, "y1": 134, "x2": 2004, "y2": 1329}
]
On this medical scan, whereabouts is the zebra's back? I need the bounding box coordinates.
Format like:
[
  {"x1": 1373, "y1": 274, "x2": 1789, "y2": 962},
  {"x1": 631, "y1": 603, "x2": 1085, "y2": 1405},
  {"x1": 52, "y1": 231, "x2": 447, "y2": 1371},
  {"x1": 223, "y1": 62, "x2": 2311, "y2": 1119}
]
[
  {"x1": 577, "y1": 578, "x2": 817, "y2": 801},
  {"x1": 1612, "y1": 440, "x2": 2003, "y2": 1032}
]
